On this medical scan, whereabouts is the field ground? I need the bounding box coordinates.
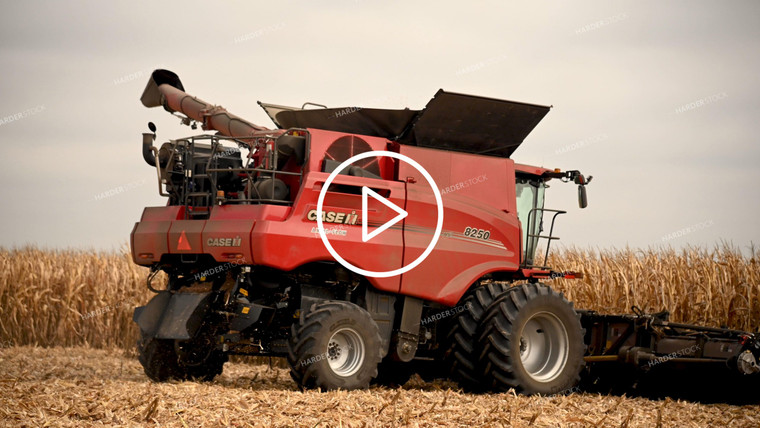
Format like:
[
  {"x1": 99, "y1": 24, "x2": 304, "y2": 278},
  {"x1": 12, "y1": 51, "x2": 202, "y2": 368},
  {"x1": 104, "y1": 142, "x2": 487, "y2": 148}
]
[
  {"x1": 1, "y1": 347, "x2": 758, "y2": 427},
  {"x1": 1, "y1": 247, "x2": 759, "y2": 425}
]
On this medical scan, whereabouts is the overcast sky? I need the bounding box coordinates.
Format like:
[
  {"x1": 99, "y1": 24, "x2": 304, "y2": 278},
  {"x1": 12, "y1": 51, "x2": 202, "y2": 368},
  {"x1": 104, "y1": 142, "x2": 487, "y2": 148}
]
[{"x1": 0, "y1": 1, "x2": 758, "y2": 253}]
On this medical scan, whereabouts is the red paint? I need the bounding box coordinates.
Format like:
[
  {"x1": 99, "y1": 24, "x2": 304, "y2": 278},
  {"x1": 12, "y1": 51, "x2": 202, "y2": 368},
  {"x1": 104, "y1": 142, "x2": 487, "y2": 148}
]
[{"x1": 132, "y1": 127, "x2": 563, "y2": 305}]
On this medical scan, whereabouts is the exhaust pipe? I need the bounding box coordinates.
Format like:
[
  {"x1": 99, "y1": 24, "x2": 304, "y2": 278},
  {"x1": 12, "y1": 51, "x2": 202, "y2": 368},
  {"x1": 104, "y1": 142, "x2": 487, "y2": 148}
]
[
  {"x1": 140, "y1": 69, "x2": 269, "y2": 142},
  {"x1": 141, "y1": 123, "x2": 170, "y2": 167},
  {"x1": 142, "y1": 132, "x2": 157, "y2": 167}
]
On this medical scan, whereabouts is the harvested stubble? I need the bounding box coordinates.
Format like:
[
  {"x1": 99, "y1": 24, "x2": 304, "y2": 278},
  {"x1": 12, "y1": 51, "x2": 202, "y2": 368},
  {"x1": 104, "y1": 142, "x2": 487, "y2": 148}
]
[
  {"x1": 1, "y1": 346, "x2": 758, "y2": 427},
  {"x1": 0, "y1": 245, "x2": 757, "y2": 351}
]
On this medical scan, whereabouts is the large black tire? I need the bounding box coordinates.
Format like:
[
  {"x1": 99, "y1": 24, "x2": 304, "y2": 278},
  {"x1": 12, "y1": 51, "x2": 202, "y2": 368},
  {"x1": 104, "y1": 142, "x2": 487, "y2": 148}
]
[
  {"x1": 372, "y1": 358, "x2": 448, "y2": 387},
  {"x1": 138, "y1": 337, "x2": 182, "y2": 381},
  {"x1": 372, "y1": 359, "x2": 416, "y2": 387},
  {"x1": 173, "y1": 332, "x2": 228, "y2": 381},
  {"x1": 137, "y1": 333, "x2": 227, "y2": 382},
  {"x1": 478, "y1": 283, "x2": 585, "y2": 395},
  {"x1": 288, "y1": 300, "x2": 383, "y2": 390},
  {"x1": 441, "y1": 282, "x2": 510, "y2": 390}
]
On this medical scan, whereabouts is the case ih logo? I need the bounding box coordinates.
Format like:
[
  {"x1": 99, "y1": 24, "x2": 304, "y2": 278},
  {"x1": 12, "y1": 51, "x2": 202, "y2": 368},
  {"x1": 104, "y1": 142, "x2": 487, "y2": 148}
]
[
  {"x1": 207, "y1": 236, "x2": 242, "y2": 247},
  {"x1": 306, "y1": 209, "x2": 359, "y2": 225}
]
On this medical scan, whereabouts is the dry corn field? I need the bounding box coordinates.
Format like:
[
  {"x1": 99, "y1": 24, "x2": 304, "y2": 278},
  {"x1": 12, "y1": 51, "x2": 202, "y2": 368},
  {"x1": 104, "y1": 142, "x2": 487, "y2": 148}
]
[
  {"x1": 1, "y1": 245, "x2": 757, "y2": 349},
  {"x1": 0, "y1": 245, "x2": 759, "y2": 427}
]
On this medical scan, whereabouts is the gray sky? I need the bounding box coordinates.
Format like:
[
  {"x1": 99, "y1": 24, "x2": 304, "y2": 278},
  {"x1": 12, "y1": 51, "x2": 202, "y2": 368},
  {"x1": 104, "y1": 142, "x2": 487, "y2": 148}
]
[{"x1": 1, "y1": 1, "x2": 758, "y2": 252}]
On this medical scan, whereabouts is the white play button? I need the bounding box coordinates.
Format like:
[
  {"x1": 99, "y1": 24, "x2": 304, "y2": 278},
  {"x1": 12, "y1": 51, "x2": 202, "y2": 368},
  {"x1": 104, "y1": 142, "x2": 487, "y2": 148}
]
[
  {"x1": 317, "y1": 150, "x2": 443, "y2": 278},
  {"x1": 361, "y1": 186, "x2": 408, "y2": 242}
]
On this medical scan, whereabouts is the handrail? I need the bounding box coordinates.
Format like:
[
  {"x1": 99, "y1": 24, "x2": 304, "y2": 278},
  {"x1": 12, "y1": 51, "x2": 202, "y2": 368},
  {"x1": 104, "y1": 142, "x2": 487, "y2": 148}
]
[
  {"x1": 523, "y1": 207, "x2": 566, "y2": 269},
  {"x1": 173, "y1": 134, "x2": 304, "y2": 217}
]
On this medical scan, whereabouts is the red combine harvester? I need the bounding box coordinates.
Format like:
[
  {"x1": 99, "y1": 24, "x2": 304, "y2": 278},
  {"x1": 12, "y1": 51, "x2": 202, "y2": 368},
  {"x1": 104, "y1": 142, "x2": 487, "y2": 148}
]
[{"x1": 132, "y1": 70, "x2": 760, "y2": 394}]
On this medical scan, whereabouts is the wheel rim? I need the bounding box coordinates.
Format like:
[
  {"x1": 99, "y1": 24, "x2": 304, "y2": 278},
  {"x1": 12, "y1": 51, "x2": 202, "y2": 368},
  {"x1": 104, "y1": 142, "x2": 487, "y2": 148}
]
[
  {"x1": 519, "y1": 311, "x2": 569, "y2": 382},
  {"x1": 327, "y1": 327, "x2": 365, "y2": 377}
]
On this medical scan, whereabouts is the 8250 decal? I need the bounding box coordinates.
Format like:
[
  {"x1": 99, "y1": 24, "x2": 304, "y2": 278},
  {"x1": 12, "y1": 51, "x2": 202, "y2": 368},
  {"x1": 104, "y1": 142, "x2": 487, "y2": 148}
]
[{"x1": 464, "y1": 227, "x2": 490, "y2": 240}]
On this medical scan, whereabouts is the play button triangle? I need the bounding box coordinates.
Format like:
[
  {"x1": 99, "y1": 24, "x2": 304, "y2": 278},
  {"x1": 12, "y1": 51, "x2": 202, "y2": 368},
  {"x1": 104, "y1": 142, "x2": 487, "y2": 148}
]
[{"x1": 361, "y1": 186, "x2": 408, "y2": 242}]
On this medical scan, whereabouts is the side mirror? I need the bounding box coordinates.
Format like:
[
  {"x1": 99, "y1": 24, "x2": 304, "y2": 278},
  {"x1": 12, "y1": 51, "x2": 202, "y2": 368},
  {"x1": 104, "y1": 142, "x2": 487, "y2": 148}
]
[{"x1": 578, "y1": 185, "x2": 588, "y2": 209}]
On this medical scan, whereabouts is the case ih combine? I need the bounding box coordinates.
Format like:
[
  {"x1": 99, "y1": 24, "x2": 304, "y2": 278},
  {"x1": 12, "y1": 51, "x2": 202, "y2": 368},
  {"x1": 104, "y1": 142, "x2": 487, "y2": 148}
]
[{"x1": 132, "y1": 69, "x2": 760, "y2": 394}]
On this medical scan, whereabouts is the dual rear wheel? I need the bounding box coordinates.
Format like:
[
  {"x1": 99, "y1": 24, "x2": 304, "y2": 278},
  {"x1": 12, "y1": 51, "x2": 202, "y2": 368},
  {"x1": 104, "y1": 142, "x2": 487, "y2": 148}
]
[
  {"x1": 287, "y1": 284, "x2": 584, "y2": 395},
  {"x1": 445, "y1": 283, "x2": 585, "y2": 395}
]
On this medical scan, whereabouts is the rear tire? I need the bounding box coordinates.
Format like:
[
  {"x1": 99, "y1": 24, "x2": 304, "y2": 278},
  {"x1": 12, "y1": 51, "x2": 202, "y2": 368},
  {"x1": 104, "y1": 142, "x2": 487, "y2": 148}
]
[
  {"x1": 478, "y1": 283, "x2": 585, "y2": 395},
  {"x1": 288, "y1": 300, "x2": 383, "y2": 390},
  {"x1": 137, "y1": 331, "x2": 227, "y2": 382},
  {"x1": 441, "y1": 282, "x2": 510, "y2": 390},
  {"x1": 173, "y1": 332, "x2": 228, "y2": 381},
  {"x1": 138, "y1": 337, "x2": 181, "y2": 382},
  {"x1": 372, "y1": 359, "x2": 415, "y2": 387}
]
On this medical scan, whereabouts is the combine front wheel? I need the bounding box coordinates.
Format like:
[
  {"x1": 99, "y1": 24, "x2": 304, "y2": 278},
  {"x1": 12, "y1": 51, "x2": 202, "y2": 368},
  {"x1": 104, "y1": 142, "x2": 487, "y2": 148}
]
[{"x1": 288, "y1": 300, "x2": 383, "y2": 390}]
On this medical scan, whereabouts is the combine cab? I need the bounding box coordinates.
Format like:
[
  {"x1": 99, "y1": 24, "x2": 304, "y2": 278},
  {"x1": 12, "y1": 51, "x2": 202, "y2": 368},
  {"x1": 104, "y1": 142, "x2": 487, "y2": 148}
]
[{"x1": 131, "y1": 70, "x2": 760, "y2": 394}]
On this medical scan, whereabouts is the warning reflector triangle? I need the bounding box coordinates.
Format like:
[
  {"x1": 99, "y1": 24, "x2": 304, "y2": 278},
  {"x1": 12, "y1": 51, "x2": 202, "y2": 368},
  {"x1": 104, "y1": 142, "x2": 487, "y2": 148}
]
[{"x1": 177, "y1": 230, "x2": 192, "y2": 251}]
